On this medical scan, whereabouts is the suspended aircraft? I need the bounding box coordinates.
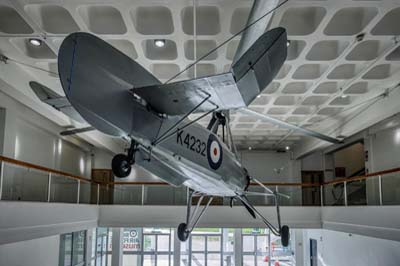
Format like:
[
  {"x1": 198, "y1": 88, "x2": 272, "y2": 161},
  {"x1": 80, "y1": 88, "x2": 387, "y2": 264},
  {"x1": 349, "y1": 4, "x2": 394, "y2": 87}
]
[{"x1": 30, "y1": 0, "x2": 342, "y2": 247}]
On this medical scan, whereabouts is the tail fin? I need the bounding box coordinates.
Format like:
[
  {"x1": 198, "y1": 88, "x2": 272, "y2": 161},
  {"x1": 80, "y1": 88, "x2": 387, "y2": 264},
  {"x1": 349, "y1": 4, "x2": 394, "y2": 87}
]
[{"x1": 231, "y1": 27, "x2": 287, "y2": 105}]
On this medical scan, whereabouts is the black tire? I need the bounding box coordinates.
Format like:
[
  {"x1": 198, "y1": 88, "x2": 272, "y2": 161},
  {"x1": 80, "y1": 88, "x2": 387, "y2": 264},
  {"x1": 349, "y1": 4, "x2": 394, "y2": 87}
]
[
  {"x1": 177, "y1": 223, "x2": 190, "y2": 242},
  {"x1": 112, "y1": 154, "x2": 132, "y2": 178},
  {"x1": 281, "y1": 225, "x2": 290, "y2": 247}
]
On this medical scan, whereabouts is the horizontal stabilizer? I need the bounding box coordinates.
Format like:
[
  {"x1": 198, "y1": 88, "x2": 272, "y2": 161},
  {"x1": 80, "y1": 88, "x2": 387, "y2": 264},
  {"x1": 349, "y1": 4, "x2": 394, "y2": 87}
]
[{"x1": 29, "y1": 81, "x2": 86, "y2": 124}]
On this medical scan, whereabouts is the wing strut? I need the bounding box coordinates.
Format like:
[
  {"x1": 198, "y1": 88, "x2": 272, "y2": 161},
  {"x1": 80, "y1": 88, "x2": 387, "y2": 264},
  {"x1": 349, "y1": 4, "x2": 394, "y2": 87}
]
[
  {"x1": 238, "y1": 108, "x2": 342, "y2": 144},
  {"x1": 152, "y1": 92, "x2": 218, "y2": 146}
]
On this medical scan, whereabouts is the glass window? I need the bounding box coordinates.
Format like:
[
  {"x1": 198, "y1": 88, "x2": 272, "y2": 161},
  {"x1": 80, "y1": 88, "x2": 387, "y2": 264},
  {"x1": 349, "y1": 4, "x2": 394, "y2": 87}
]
[
  {"x1": 207, "y1": 236, "x2": 221, "y2": 252},
  {"x1": 123, "y1": 255, "x2": 141, "y2": 266},
  {"x1": 143, "y1": 255, "x2": 155, "y2": 266},
  {"x1": 243, "y1": 255, "x2": 255, "y2": 266},
  {"x1": 59, "y1": 233, "x2": 72, "y2": 266},
  {"x1": 60, "y1": 230, "x2": 86, "y2": 266},
  {"x1": 243, "y1": 236, "x2": 254, "y2": 252},
  {"x1": 157, "y1": 255, "x2": 169, "y2": 266},
  {"x1": 191, "y1": 253, "x2": 205, "y2": 266},
  {"x1": 192, "y1": 235, "x2": 205, "y2": 251},
  {"x1": 72, "y1": 231, "x2": 86, "y2": 265},
  {"x1": 143, "y1": 235, "x2": 156, "y2": 252},
  {"x1": 207, "y1": 253, "x2": 221, "y2": 266},
  {"x1": 157, "y1": 235, "x2": 169, "y2": 252}
]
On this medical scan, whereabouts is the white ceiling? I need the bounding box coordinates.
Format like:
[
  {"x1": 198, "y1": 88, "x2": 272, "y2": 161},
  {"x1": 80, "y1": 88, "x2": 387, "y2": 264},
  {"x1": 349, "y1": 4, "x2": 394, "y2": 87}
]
[{"x1": 0, "y1": 0, "x2": 400, "y2": 152}]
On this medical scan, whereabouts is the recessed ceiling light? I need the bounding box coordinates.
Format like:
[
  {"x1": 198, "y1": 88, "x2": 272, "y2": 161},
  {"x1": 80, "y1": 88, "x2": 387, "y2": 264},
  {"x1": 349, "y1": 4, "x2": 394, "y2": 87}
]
[
  {"x1": 29, "y1": 38, "x2": 42, "y2": 47},
  {"x1": 248, "y1": 146, "x2": 252, "y2": 151},
  {"x1": 256, "y1": 95, "x2": 261, "y2": 98},
  {"x1": 341, "y1": 94, "x2": 348, "y2": 99},
  {"x1": 154, "y1": 39, "x2": 166, "y2": 48},
  {"x1": 285, "y1": 146, "x2": 290, "y2": 150},
  {"x1": 286, "y1": 40, "x2": 291, "y2": 47}
]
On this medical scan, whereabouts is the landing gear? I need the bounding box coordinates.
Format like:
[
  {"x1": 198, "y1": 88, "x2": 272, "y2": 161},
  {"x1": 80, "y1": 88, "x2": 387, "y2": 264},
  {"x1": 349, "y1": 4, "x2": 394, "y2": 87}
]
[
  {"x1": 112, "y1": 154, "x2": 131, "y2": 177},
  {"x1": 280, "y1": 225, "x2": 290, "y2": 247},
  {"x1": 177, "y1": 223, "x2": 190, "y2": 242},
  {"x1": 112, "y1": 140, "x2": 137, "y2": 178},
  {"x1": 177, "y1": 190, "x2": 213, "y2": 242},
  {"x1": 238, "y1": 182, "x2": 291, "y2": 247}
]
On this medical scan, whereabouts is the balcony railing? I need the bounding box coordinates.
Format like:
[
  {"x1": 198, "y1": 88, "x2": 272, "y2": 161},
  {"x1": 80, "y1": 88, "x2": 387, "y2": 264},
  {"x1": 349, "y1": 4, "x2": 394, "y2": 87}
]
[{"x1": 0, "y1": 155, "x2": 399, "y2": 206}]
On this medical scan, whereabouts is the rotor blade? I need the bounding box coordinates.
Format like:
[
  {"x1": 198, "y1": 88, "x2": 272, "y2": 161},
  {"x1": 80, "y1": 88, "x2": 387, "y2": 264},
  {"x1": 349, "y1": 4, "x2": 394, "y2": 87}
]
[
  {"x1": 60, "y1": 126, "x2": 95, "y2": 136},
  {"x1": 239, "y1": 108, "x2": 342, "y2": 144}
]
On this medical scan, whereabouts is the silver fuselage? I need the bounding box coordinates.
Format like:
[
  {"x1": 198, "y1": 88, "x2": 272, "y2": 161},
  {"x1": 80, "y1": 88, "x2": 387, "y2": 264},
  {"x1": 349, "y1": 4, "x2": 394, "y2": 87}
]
[{"x1": 129, "y1": 102, "x2": 247, "y2": 197}]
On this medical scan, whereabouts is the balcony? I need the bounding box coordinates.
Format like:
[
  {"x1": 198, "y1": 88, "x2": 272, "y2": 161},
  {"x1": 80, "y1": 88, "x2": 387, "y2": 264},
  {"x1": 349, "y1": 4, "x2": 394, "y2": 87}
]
[{"x1": 0, "y1": 155, "x2": 400, "y2": 246}]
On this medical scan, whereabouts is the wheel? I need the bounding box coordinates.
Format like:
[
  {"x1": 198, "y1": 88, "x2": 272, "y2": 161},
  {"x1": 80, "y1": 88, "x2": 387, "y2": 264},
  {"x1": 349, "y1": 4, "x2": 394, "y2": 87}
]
[
  {"x1": 280, "y1": 225, "x2": 290, "y2": 247},
  {"x1": 177, "y1": 223, "x2": 190, "y2": 242},
  {"x1": 112, "y1": 154, "x2": 132, "y2": 178}
]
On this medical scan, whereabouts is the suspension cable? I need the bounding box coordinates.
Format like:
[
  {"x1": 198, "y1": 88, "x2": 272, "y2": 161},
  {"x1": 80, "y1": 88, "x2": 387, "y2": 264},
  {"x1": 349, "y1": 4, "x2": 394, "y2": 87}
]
[{"x1": 165, "y1": 0, "x2": 290, "y2": 84}]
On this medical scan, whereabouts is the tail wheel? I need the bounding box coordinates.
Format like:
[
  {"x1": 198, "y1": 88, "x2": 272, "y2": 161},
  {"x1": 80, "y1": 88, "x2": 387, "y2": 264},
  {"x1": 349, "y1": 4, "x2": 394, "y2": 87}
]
[
  {"x1": 280, "y1": 225, "x2": 290, "y2": 247},
  {"x1": 177, "y1": 223, "x2": 190, "y2": 242},
  {"x1": 112, "y1": 154, "x2": 132, "y2": 178}
]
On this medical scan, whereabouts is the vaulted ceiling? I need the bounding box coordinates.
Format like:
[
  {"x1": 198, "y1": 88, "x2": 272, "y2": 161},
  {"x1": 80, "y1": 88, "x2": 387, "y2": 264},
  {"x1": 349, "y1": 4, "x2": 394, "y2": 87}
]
[{"x1": 0, "y1": 0, "x2": 399, "y2": 152}]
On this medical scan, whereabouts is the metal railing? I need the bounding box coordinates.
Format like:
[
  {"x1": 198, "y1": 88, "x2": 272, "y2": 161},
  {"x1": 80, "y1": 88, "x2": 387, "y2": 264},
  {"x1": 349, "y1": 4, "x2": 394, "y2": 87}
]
[{"x1": 1, "y1": 155, "x2": 399, "y2": 206}]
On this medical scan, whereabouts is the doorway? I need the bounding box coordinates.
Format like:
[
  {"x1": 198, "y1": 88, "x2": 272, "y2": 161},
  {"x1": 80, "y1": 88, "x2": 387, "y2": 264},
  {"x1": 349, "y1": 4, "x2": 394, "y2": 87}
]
[
  {"x1": 301, "y1": 171, "x2": 323, "y2": 206},
  {"x1": 310, "y1": 238, "x2": 318, "y2": 266}
]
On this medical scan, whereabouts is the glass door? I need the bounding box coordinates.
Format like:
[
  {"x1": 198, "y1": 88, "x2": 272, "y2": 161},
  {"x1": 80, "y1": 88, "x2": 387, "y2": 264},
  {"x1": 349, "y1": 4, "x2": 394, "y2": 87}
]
[{"x1": 142, "y1": 228, "x2": 173, "y2": 266}]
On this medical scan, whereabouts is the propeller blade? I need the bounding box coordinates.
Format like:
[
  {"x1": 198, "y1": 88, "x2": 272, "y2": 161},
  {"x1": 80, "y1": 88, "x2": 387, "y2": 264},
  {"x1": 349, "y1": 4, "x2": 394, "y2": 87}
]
[
  {"x1": 60, "y1": 126, "x2": 95, "y2": 136},
  {"x1": 238, "y1": 108, "x2": 342, "y2": 144}
]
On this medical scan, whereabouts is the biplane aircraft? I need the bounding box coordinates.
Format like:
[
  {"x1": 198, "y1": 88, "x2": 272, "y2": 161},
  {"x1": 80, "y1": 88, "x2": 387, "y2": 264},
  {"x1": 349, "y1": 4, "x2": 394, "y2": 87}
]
[{"x1": 31, "y1": 0, "x2": 341, "y2": 247}]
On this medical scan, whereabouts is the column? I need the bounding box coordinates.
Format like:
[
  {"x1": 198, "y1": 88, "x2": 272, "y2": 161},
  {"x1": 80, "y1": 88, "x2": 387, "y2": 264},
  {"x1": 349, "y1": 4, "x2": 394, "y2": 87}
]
[
  {"x1": 234, "y1": 229, "x2": 242, "y2": 266},
  {"x1": 86, "y1": 229, "x2": 94, "y2": 266},
  {"x1": 173, "y1": 230, "x2": 181, "y2": 266},
  {"x1": 112, "y1": 228, "x2": 124, "y2": 266},
  {"x1": 294, "y1": 229, "x2": 304, "y2": 266}
]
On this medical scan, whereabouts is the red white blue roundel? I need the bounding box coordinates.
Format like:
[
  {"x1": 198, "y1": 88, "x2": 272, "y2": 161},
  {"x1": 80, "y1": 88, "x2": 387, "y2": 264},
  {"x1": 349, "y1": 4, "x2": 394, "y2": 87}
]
[{"x1": 207, "y1": 135, "x2": 223, "y2": 170}]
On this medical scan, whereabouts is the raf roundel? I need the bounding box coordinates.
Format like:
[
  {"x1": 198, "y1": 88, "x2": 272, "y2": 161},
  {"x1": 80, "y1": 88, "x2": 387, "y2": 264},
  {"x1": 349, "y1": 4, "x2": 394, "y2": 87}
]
[{"x1": 207, "y1": 134, "x2": 223, "y2": 170}]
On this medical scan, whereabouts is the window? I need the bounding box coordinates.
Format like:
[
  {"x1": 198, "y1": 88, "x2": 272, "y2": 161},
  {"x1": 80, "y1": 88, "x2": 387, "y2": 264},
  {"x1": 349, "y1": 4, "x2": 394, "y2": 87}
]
[
  {"x1": 242, "y1": 228, "x2": 269, "y2": 266},
  {"x1": 95, "y1": 228, "x2": 110, "y2": 266},
  {"x1": 242, "y1": 228, "x2": 295, "y2": 266},
  {"x1": 59, "y1": 230, "x2": 86, "y2": 266}
]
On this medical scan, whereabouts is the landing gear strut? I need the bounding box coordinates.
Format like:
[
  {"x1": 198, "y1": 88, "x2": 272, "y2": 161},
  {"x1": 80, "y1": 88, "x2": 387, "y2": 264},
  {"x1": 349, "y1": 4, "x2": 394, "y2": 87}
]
[
  {"x1": 112, "y1": 140, "x2": 137, "y2": 178},
  {"x1": 238, "y1": 177, "x2": 291, "y2": 247},
  {"x1": 177, "y1": 190, "x2": 213, "y2": 242}
]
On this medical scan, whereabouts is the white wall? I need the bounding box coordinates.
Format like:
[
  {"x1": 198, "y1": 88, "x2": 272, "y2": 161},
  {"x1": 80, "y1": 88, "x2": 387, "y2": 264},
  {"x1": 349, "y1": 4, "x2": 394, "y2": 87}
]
[
  {"x1": 333, "y1": 142, "x2": 365, "y2": 177},
  {"x1": 0, "y1": 90, "x2": 92, "y2": 177},
  {"x1": 0, "y1": 235, "x2": 59, "y2": 266},
  {"x1": 367, "y1": 126, "x2": 400, "y2": 172},
  {"x1": 303, "y1": 229, "x2": 400, "y2": 266},
  {"x1": 239, "y1": 150, "x2": 301, "y2": 182},
  {"x1": 301, "y1": 151, "x2": 324, "y2": 172}
]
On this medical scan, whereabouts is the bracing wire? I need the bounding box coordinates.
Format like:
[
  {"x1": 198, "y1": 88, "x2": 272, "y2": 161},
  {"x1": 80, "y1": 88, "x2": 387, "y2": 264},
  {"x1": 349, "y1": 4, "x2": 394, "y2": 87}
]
[
  {"x1": 165, "y1": 0, "x2": 290, "y2": 84},
  {"x1": 2, "y1": 56, "x2": 58, "y2": 76}
]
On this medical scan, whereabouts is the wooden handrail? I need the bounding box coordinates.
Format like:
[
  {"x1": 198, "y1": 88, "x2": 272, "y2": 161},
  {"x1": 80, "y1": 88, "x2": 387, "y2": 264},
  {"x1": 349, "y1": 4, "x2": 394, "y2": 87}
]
[
  {"x1": 1, "y1": 154, "x2": 400, "y2": 188},
  {"x1": 109, "y1": 181, "x2": 321, "y2": 187},
  {"x1": 0, "y1": 155, "x2": 92, "y2": 183},
  {"x1": 323, "y1": 167, "x2": 400, "y2": 185}
]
